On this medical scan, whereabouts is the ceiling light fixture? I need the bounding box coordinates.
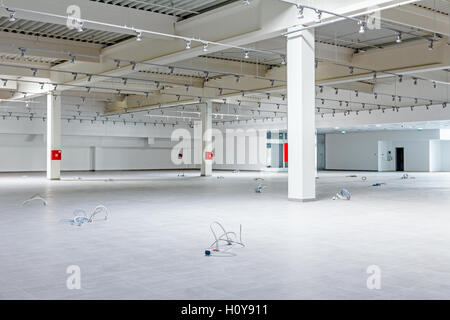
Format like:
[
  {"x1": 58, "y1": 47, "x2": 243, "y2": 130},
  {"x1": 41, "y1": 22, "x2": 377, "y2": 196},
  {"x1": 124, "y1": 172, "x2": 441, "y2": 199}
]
[
  {"x1": 135, "y1": 30, "x2": 142, "y2": 42},
  {"x1": 297, "y1": 5, "x2": 304, "y2": 19},
  {"x1": 8, "y1": 9, "x2": 16, "y2": 22},
  {"x1": 77, "y1": 20, "x2": 84, "y2": 32},
  {"x1": 396, "y1": 32, "x2": 402, "y2": 43},
  {"x1": 358, "y1": 21, "x2": 365, "y2": 34}
]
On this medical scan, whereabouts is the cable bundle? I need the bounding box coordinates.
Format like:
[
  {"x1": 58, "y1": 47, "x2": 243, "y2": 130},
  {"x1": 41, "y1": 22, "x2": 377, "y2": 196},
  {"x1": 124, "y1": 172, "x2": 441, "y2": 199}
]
[
  {"x1": 205, "y1": 222, "x2": 245, "y2": 257},
  {"x1": 63, "y1": 205, "x2": 109, "y2": 226},
  {"x1": 254, "y1": 184, "x2": 267, "y2": 193},
  {"x1": 332, "y1": 189, "x2": 351, "y2": 200}
]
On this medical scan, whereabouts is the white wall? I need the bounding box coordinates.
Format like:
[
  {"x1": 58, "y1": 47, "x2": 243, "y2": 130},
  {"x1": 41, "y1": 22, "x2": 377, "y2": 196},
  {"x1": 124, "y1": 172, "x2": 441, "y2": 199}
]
[
  {"x1": 0, "y1": 117, "x2": 187, "y2": 172},
  {"x1": 326, "y1": 130, "x2": 440, "y2": 171},
  {"x1": 429, "y1": 140, "x2": 450, "y2": 171}
]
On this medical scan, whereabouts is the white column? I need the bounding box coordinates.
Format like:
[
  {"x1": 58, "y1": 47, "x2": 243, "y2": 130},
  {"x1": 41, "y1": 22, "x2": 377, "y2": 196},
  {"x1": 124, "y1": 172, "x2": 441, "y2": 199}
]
[
  {"x1": 47, "y1": 92, "x2": 61, "y2": 180},
  {"x1": 201, "y1": 100, "x2": 213, "y2": 176},
  {"x1": 287, "y1": 28, "x2": 316, "y2": 201}
]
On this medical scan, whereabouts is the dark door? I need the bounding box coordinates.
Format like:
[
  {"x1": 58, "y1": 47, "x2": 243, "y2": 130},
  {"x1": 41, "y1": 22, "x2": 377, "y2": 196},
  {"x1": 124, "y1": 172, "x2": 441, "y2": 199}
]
[{"x1": 396, "y1": 148, "x2": 404, "y2": 171}]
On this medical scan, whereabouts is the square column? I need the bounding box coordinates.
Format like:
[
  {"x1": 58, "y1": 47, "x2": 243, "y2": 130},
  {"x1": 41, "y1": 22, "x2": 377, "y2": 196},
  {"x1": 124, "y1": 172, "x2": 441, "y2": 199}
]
[
  {"x1": 47, "y1": 93, "x2": 62, "y2": 180},
  {"x1": 201, "y1": 100, "x2": 213, "y2": 176},
  {"x1": 287, "y1": 28, "x2": 316, "y2": 201}
]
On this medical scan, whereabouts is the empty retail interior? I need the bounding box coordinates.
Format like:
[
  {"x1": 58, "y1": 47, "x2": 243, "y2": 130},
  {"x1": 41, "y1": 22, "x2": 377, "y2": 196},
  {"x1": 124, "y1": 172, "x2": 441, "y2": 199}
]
[{"x1": 0, "y1": 0, "x2": 449, "y2": 299}]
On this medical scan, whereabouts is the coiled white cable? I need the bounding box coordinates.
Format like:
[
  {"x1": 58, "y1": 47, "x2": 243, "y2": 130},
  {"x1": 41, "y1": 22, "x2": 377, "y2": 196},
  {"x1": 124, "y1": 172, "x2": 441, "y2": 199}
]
[
  {"x1": 205, "y1": 221, "x2": 245, "y2": 257},
  {"x1": 63, "y1": 205, "x2": 109, "y2": 226},
  {"x1": 22, "y1": 194, "x2": 47, "y2": 206}
]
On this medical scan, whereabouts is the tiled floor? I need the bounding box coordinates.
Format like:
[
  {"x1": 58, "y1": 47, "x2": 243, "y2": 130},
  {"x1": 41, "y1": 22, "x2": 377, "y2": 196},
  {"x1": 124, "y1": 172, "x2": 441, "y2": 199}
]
[{"x1": 0, "y1": 170, "x2": 449, "y2": 299}]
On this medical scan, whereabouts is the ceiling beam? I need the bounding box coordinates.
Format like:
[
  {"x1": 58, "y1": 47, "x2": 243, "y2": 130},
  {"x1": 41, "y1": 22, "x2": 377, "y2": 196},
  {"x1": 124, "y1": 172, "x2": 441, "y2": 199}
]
[{"x1": 1, "y1": 0, "x2": 176, "y2": 37}]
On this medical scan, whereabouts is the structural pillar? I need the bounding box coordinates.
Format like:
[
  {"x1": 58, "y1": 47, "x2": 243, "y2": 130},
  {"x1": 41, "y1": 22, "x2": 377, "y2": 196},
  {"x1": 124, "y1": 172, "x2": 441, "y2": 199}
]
[
  {"x1": 287, "y1": 27, "x2": 316, "y2": 201},
  {"x1": 47, "y1": 92, "x2": 62, "y2": 180},
  {"x1": 201, "y1": 100, "x2": 213, "y2": 176}
]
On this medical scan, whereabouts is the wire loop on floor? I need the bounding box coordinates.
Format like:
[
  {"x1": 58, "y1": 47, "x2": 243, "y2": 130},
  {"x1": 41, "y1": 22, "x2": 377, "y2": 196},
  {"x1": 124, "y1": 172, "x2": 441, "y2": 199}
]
[{"x1": 205, "y1": 221, "x2": 245, "y2": 257}]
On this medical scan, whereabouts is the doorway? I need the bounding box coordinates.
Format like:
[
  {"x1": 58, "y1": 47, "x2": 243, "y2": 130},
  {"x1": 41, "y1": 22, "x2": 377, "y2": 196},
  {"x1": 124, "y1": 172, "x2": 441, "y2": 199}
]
[{"x1": 396, "y1": 148, "x2": 404, "y2": 171}]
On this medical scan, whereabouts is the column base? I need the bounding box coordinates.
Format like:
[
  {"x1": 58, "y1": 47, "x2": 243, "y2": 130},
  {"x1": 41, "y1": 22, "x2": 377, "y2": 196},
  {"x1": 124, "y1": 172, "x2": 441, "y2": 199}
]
[{"x1": 288, "y1": 197, "x2": 316, "y2": 202}]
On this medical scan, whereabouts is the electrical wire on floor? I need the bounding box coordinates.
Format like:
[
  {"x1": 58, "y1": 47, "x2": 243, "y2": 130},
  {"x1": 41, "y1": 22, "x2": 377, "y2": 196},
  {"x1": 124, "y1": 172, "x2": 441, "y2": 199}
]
[
  {"x1": 62, "y1": 205, "x2": 109, "y2": 226},
  {"x1": 254, "y1": 184, "x2": 267, "y2": 193},
  {"x1": 372, "y1": 183, "x2": 386, "y2": 187},
  {"x1": 205, "y1": 222, "x2": 245, "y2": 257},
  {"x1": 332, "y1": 189, "x2": 351, "y2": 200},
  {"x1": 22, "y1": 194, "x2": 47, "y2": 206}
]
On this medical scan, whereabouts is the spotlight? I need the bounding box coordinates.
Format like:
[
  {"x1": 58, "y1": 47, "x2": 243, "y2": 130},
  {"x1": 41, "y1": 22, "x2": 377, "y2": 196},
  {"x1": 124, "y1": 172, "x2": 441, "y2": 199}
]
[
  {"x1": 396, "y1": 32, "x2": 402, "y2": 43},
  {"x1": 373, "y1": 71, "x2": 377, "y2": 79},
  {"x1": 433, "y1": 81, "x2": 437, "y2": 88},
  {"x1": 319, "y1": 86, "x2": 323, "y2": 93},
  {"x1": 72, "y1": 72, "x2": 78, "y2": 80},
  {"x1": 358, "y1": 21, "x2": 365, "y2": 34},
  {"x1": 428, "y1": 39, "x2": 434, "y2": 51},
  {"x1": 315, "y1": 9, "x2": 322, "y2": 22},
  {"x1": 335, "y1": 88, "x2": 338, "y2": 95},
  {"x1": 349, "y1": 67, "x2": 354, "y2": 75},
  {"x1": 123, "y1": 78, "x2": 128, "y2": 86},
  {"x1": 31, "y1": 68, "x2": 37, "y2": 77},
  {"x1": 40, "y1": 83, "x2": 44, "y2": 90},
  {"x1": 115, "y1": 59, "x2": 121, "y2": 68},
  {"x1": 2, "y1": 79, "x2": 7, "y2": 86},
  {"x1": 19, "y1": 47, "x2": 25, "y2": 57},
  {"x1": 374, "y1": 93, "x2": 378, "y2": 99},
  {"x1": 204, "y1": 71, "x2": 209, "y2": 81},
  {"x1": 355, "y1": 90, "x2": 359, "y2": 97},
  {"x1": 281, "y1": 55, "x2": 286, "y2": 65},
  {"x1": 202, "y1": 42, "x2": 209, "y2": 52},
  {"x1": 244, "y1": 51, "x2": 249, "y2": 59},
  {"x1": 77, "y1": 20, "x2": 84, "y2": 32},
  {"x1": 413, "y1": 78, "x2": 418, "y2": 85},
  {"x1": 135, "y1": 30, "x2": 142, "y2": 42},
  {"x1": 8, "y1": 9, "x2": 16, "y2": 22},
  {"x1": 87, "y1": 74, "x2": 93, "y2": 81},
  {"x1": 398, "y1": 75, "x2": 403, "y2": 83},
  {"x1": 297, "y1": 5, "x2": 304, "y2": 19}
]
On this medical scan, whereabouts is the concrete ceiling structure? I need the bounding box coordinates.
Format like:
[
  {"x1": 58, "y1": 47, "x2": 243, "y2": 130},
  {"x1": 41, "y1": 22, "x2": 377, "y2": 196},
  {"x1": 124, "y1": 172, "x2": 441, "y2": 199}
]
[{"x1": 0, "y1": 0, "x2": 448, "y2": 129}]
